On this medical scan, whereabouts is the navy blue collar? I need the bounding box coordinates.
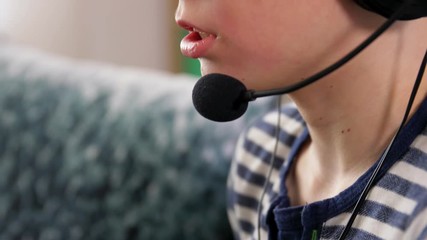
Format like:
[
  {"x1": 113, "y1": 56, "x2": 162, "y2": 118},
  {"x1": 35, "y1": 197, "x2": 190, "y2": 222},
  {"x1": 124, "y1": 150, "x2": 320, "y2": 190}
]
[{"x1": 271, "y1": 96, "x2": 427, "y2": 232}]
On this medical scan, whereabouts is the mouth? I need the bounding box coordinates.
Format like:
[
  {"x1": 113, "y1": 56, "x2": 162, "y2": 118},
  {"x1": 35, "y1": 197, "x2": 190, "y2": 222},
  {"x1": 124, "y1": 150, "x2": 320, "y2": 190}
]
[
  {"x1": 195, "y1": 30, "x2": 212, "y2": 40},
  {"x1": 177, "y1": 20, "x2": 217, "y2": 58}
]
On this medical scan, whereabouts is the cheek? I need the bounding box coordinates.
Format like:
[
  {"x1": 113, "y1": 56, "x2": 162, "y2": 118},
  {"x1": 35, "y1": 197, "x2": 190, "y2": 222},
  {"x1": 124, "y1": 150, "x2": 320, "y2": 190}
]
[
  {"x1": 202, "y1": 1, "x2": 345, "y2": 90},
  {"x1": 218, "y1": 3, "x2": 322, "y2": 65},
  {"x1": 210, "y1": 22, "x2": 309, "y2": 89},
  {"x1": 217, "y1": 7, "x2": 287, "y2": 61}
]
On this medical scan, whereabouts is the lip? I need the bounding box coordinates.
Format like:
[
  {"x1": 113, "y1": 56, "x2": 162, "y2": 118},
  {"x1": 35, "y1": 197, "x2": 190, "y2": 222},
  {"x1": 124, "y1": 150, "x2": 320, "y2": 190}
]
[{"x1": 177, "y1": 20, "x2": 216, "y2": 58}]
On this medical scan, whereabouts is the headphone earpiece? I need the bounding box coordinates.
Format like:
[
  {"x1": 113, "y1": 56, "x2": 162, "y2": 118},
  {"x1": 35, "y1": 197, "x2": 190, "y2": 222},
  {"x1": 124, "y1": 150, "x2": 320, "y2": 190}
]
[{"x1": 355, "y1": 0, "x2": 427, "y2": 20}]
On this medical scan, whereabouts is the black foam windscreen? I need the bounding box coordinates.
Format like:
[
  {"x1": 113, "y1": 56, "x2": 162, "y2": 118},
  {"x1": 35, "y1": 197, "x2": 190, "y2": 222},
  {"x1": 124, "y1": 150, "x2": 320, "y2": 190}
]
[
  {"x1": 192, "y1": 73, "x2": 249, "y2": 122},
  {"x1": 355, "y1": 0, "x2": 427, "y2": 20}
]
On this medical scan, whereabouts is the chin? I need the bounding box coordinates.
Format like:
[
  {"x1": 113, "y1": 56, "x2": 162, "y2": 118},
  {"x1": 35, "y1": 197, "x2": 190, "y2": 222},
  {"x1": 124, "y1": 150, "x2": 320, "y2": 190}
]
[
  {"x1": 199, "y1": 62, "x2": 217, "y2": 76},
  {"x1": 200, "y1": 61, "x2": 236, "y2": 79},
  {"x1": 200, "y1": 60, "x2": 226, "y2": 75},
  {"x1": 199, "y1": 61, "x2": 267, "y2": 90}
]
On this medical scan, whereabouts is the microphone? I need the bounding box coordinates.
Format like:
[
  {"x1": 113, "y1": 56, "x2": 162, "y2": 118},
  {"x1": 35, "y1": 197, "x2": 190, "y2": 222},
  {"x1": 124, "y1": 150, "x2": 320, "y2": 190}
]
[
  {"x1": 192, "y1": 0, "x2": 412, "y2": 122},
  {"x1": 192, "y1": 73, "x2": 249, "y2": 122}
]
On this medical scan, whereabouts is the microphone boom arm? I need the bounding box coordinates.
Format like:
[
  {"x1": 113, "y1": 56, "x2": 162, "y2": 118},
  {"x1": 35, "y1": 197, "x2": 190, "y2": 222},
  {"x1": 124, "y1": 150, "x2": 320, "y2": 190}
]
[{"x1": 244, "y1": 0, "x2": 411, "y2": 102}]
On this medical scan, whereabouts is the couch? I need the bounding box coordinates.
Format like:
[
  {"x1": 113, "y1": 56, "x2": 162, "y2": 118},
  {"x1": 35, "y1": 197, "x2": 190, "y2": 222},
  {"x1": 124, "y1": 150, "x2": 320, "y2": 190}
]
[{"x1": 0, "y1": 44, "x2": 273, "y2": 240}]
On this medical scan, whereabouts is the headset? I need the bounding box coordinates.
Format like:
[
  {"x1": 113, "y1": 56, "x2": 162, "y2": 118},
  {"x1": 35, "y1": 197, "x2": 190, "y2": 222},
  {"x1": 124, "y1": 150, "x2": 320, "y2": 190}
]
[
  {"x1": 192, "y1": 0, "x2": 427, "y2": 122},
  {"x1": 356, "y1": 0, "x2": 427, "y2": 20},
  {"x1": 191, "y1": 0, "x2": 427, "y2": 239}
]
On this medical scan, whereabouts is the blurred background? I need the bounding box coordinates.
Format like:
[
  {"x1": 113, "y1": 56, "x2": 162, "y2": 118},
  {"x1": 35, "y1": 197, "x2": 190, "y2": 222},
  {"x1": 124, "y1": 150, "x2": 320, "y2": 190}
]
[
  {"x1": 0, "y1": 0, "x2": 200, "y2": 75},
  {"x1": 0, "y1": 1, "x2": 272, "y2": 239}
]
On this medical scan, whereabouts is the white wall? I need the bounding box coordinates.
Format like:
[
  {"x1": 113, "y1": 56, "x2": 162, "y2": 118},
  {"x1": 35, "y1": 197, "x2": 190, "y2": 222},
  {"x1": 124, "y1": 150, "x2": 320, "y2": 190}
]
[{"x1": 0, "y1": 0, "x2": 177, "y2": 71}]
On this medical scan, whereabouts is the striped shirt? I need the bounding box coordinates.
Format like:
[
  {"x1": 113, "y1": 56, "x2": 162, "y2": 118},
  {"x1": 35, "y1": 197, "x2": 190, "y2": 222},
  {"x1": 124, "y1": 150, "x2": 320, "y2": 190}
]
[{"x1": 227, "y1": 97, "x2": 427, "y2": 240}]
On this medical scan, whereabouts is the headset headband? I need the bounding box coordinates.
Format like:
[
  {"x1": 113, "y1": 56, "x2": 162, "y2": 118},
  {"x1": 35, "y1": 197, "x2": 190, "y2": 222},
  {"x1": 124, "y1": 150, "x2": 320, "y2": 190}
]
[{"x1": 356, "y1": 0, "x2": 427, "y2": 20}]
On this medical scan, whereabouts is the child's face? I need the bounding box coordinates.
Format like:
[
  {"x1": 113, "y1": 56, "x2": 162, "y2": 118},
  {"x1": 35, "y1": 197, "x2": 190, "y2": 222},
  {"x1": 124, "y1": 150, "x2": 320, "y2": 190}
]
[{"x1": 176, "y1": 0, "x2": 361, "y2": 91}]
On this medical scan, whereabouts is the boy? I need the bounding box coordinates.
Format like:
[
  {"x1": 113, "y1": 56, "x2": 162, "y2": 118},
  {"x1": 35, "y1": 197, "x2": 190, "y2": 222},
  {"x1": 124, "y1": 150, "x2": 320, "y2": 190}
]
[{"x1": 176, "y1": 0, "x2": 427, "y2": 239}]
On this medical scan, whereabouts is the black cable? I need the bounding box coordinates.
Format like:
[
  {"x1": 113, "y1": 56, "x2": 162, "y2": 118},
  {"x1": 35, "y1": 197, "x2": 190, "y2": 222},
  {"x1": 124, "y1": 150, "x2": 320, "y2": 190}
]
[
  {"x1": 338, "y1": 49, "x2": 427, "y2": 239},
  {"x1": 247, "y1": 0, "x2": 413, "y2": 100},
  {"x1": 257, "y1": 96, "x2": 283, "y2": 240},
  {"x1": 253, "y1": 1, "x2": 418, "y2": 239}
]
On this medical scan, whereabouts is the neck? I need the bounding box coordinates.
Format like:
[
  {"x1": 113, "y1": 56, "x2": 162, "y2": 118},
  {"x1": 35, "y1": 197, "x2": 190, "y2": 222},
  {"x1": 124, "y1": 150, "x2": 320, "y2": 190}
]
[{"x1": 288, "y1": 20, "x2": 427, "y2": 190}]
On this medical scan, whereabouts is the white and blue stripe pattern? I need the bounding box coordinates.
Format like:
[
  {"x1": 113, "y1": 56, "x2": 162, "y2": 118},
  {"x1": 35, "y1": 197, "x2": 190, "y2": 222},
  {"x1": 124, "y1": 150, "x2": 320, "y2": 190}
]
[
  {"x1": 227, "y1": 104, "x2": 306, "y2": 239},
  {"x1": 227, "y1": 99, "x2": 427, "y2": 240}
]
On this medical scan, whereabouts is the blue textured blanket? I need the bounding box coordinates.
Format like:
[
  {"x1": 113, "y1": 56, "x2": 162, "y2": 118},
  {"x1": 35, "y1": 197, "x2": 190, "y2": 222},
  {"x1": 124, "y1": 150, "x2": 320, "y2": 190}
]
[{"x1": 0, "y1": 46, "x2": 273, "y2": 240}]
